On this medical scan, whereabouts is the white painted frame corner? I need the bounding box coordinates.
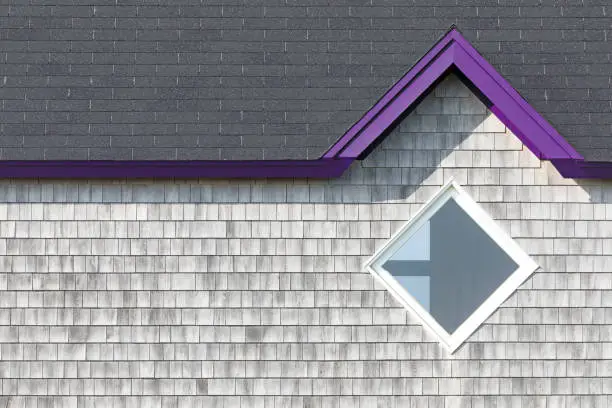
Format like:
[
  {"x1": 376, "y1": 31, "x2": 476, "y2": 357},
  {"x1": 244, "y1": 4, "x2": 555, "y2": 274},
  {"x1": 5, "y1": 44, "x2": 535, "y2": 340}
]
[{"x1": 364, "y1": 179, "x2": 539, "y2": 353}]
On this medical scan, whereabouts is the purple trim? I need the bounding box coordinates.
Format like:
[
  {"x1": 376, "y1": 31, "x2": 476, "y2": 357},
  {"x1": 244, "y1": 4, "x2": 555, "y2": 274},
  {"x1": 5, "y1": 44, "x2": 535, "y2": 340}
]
[
  {"x1": 322, "y1": 27, "x2": 604, "y2": 178},
  {"x1": 338, "y1": 48, "x2": 454, "y2": 158},
  {"x1": 450, "y1": 40, "x2": 581, "y2": 159},
  {"x1": 550, "y1": 159, "x2": 612, "y2": 179},
  {"x1": 0, "y1": 159, "x2": 352, "y2": 179},
  {"x1": 323, "y1": 33, "x2": 456, "y2": 158},
  {"x1": 2, "y1": 27, "x2": 611, "y2": 179}
]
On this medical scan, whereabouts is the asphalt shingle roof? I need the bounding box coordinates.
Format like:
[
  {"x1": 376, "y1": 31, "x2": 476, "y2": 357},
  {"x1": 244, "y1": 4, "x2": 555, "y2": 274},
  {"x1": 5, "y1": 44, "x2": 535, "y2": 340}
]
[{"x1": 1, "y1": 1, "x2": 611, "y2": 161}]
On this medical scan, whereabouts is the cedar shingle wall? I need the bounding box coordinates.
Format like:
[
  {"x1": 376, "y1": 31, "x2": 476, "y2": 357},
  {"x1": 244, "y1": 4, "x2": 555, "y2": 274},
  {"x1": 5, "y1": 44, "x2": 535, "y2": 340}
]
[{"x1": 1, "y1": 75, "x2": 611, "y2": 407}]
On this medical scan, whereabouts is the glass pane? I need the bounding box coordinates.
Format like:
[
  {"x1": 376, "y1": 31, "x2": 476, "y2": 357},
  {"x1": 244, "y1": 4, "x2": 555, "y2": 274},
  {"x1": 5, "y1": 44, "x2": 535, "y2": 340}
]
[
  {"x1": 395, "y1": 276, "x2": 430, "y2": 311},
  {"x1": 391, "y1": 221, "x2": 430, "y2": 261},
  {"x1": 383, "y1": 198, "x2": 518, "y2": 334}
]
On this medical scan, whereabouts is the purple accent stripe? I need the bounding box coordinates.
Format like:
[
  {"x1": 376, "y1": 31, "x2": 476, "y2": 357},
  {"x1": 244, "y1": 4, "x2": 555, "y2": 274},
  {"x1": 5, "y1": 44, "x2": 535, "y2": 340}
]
[
  {"x1": 450, "y1": 33, "x2": 582, "y2": 160},
  {"x1": 1, "y1": 27, "x2": 609, "y2": 179},
  {"x1": 550, "y1": 159, "x2": 612, "y2": 179},
  {"x1": 321, "y1": 27, "x2": 602, "y2": 178},
  {"x1": 338, "y1": 50, "x2": 454, "y2": 158},
  {"x1": 322, "y1": 32, "x2": 455, "y2": 158},
  {"x1": 0, "y1": 159, "x2": 352, "y2": 179},
  {"x1": 326, "y1": 29, "x2": 583, "y2": 161},
  {"x1": 453, "y1": 50, "x2": 562, "y2": 158}
]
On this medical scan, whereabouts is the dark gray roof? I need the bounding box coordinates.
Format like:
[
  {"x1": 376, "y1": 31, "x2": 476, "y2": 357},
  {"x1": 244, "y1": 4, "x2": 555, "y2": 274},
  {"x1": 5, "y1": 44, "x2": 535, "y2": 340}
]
[{"x1": 1, "y1": 1, "x2": 611, "y2": 161}]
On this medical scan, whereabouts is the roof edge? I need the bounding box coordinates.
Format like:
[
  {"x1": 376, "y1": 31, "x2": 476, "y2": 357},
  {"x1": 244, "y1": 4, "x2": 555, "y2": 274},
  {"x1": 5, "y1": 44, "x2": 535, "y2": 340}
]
[
  {"x1": 3, "y1": 27, "x2": 612, "y2": 179},
  {"x1": 322, "y1": 27, "x2": 457, "y2": 159},
  {"x1": 0, "y1": 159, "x2": 353, "y2": 179},
  {"x1": 322, "y1": 27, "x2": 601, "y2": 178},
  {"x1": 550, "y1": 159, "x2": 612, "y2": 179}
]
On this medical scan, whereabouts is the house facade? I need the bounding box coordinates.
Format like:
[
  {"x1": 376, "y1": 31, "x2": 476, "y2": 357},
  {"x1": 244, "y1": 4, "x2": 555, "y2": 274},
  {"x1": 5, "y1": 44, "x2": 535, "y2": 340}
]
[{"x1": 1, "y1": 3, "x2": 612, "y2": 408}]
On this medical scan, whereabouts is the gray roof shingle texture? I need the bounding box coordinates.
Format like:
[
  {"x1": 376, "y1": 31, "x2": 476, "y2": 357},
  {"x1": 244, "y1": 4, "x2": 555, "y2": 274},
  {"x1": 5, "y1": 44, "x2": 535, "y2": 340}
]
[{"x1": 0, "y1": 1, "x2": 611, "y2": 161}]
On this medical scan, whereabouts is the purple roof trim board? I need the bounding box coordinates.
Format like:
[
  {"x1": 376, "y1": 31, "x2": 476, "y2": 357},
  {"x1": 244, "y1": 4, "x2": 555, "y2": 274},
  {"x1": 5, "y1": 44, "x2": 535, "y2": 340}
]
[
  {"x1": 324, "y1": 27, "x2": 611, "y2": 179},
  {"x1": 325, "y1": 28, "x2": 588, "y2": 167},
  {"x1": 1, "y1": 27, "x2": 610, "y2": 179},
  {"x1": 0, "y1": 159, "x2": 353, "y2": 179}
]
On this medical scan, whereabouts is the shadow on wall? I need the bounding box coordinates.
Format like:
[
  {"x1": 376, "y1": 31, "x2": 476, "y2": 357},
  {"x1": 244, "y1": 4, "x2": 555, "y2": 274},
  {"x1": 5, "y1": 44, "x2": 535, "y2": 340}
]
[
  {"x1": 338, "y1": 72, "x2": 612, "y2": 209},
  {"x1": 333, "y1": 72, "x2": 521, "y2": 203}
]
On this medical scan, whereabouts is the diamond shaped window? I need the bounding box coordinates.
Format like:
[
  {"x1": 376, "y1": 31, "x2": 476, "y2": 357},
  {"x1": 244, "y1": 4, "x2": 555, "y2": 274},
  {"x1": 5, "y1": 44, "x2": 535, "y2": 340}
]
[{"x1": 366, "y1": 180, "x2": 538, "y2": 352}]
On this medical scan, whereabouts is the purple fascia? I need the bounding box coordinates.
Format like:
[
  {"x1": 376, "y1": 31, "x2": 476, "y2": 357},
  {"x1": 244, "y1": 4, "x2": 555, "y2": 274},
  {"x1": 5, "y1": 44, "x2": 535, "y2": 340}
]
[
  {"x1": 323, "y1": 27, "x2": 606, "y2": 179},
  {"x1": 0, "y1": 159, "x2": 352, "y2": 179},
  {"x1": 1, "y1": 27, "x2": 610, "y2": 179},
  {"x1": 324, "y1": 27, "x2": 612, "y2": 179}
]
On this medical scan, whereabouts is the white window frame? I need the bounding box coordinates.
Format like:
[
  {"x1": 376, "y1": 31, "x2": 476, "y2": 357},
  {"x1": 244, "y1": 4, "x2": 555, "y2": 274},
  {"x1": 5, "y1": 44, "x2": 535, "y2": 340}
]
[{"x1": 365, "y1": 179, "x2": 538, "y2": 353}]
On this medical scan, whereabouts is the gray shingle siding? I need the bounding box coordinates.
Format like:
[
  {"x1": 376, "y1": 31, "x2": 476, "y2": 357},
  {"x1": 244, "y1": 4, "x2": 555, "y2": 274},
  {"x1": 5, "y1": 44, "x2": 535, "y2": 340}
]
[{"x1": 1, "y1": 2, "x2": 611, "y2": 161}]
